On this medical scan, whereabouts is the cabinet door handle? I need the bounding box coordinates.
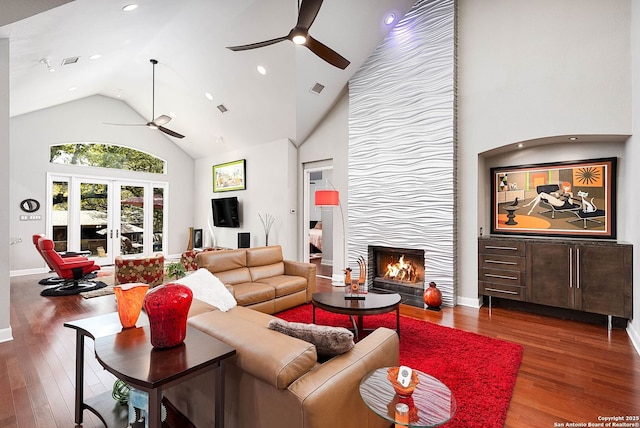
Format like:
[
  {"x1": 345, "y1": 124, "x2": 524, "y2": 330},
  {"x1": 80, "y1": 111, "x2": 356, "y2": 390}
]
[
  {"x1": 485, "y1": 246, "x2": 518, "y2": 251},
  {"x1": 484, "y1": 273, "x2": 518, "y2": 280},
  {"x1": 485, "y1": 287, "x2": 518, "y2": 295},
  {"x1": 569, "y1": 247, "x2": 573, "y2": 288},
  {"x1": 485, "y1": 260, "x2": 518, "y2": 266},
  {"x1": 576, "y1": 248, "x2": 580, "y2": 289}
]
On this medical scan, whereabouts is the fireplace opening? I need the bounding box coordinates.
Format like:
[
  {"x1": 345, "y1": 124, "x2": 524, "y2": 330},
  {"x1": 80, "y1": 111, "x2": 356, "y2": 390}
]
[{"x1": 368, "y1": 245, "x2": 425, "y2": 307}]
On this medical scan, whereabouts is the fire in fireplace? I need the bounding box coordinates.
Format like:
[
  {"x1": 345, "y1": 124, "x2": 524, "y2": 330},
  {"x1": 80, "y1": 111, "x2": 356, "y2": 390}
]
[
  {"x1": 368, "y1": 245, "x2": 426, "y2": 308},
  {"x1": 384, "y1": 254, "x2": 419, "y2": 283}
]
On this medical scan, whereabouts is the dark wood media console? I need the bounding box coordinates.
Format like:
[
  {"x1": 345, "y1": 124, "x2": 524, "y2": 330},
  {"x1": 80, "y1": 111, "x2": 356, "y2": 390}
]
[{"x1": 478, "y1": 236, "x2": 633, "y2": 329}]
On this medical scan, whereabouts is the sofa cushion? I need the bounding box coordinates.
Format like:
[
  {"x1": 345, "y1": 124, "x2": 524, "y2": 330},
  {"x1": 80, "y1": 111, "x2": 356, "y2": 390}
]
[
  {"x1": 246, "y1": 245, "x2": 283, "y2": 267},
  {"x1": 188, "y1": 307, "x2": 317, "y2": 389},
  {"x1": 257, "y1": 275, "x2": 307, "y2": 297},
  {"x1": 212, "y1": 267, "x2": 252, "y2": 285},
  {"x1": 197, "y1": 248, "x2": 246, "y2": 273},
  {"x1": 268, "y1": 318, "x2": 355, "y2": 357},
  {"x1": 232, "y1": 282, "x2": 276, "y2": 306},
  {"x1": 250, "y1": 262, "x2": 285, "y2": 281},
  {"x1": 173, "y1": 268, "x2": 237, "y2": 312}
]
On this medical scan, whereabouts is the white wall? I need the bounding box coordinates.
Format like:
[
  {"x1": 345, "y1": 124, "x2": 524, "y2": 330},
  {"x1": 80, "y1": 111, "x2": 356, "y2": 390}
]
[
  {"x1": 298, "y1": 91, "x2": 349, "y2": 274},
  {"x1": 9, "y1": 95, "x2": 195, "y2": 271},
  {"x1": 457, "y1": 0, "x2": 633, "y2": 306},
  {"x1": 627, "y1": 2, "x2": 640, "y2": 353},
  {"x1": 193, "y1": 138, "x2": 299, "y2": 260},
  {"x1": 1, "y1": 38, "x2": 11, "y2": 342}
]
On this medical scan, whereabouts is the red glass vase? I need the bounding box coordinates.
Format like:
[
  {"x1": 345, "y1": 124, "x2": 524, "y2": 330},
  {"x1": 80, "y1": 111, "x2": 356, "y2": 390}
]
[
  {"x1": 143, "y1": 282, "x2": 193, "y2": 348},
  {"x1": 423, "y1": 281, "x2": 442, "y2": 311}
]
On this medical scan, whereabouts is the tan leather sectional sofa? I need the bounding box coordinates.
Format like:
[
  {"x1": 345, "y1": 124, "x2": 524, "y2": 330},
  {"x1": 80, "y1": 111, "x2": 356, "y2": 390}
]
[
  {"x1": 164, "y1": 300, "x2": 400, "y2": 428},
  {"x1": 195, "y1": 245, "x2": 316, "y2": 314}
]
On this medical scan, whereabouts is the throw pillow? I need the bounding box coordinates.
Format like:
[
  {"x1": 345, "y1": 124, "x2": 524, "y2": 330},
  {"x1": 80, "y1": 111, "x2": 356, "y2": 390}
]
[
  {"x1": 173, "y1": 268, "x2": 237, "y2": 312},
  {"x1": 268, "y1": 318, "x2": 354, "y2": 358}
]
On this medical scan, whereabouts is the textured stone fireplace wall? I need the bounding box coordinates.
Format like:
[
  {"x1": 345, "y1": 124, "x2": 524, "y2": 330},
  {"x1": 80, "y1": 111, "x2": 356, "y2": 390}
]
[{"x1": 348, "y1": 0, "x2": 456, "y2": 305}]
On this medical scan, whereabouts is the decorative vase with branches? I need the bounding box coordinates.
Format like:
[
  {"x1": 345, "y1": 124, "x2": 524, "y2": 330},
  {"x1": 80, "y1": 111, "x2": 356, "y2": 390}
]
[{"x1": 259, "y1": 213, "x2": 275, "y2": 246}]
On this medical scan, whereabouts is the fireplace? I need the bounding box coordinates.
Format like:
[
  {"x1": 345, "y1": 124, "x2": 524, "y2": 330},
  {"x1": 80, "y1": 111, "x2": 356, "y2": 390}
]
[{"x1": 368, "y1": 245, "x2": 426, "y2": 307}]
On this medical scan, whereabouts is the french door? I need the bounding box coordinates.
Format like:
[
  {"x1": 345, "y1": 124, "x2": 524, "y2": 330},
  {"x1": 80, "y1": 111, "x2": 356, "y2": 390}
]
[{"x1": 47, "y1": 174, "x2": 167, "y2": 266}]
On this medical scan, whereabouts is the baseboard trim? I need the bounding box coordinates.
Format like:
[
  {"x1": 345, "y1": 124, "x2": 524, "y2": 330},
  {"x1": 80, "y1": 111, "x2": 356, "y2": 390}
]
[
  {"x1": 627, "y1": 321, "x2": 640, "y2": 357},
  {"x1": 10, "y1": 267, "x2": 49, "y2": 277},
  {"x1": 457, "y1": 295, "x2": 483, "y2": 309},
  {"x1": 0, "y1": 327, "x2": 13, "y2": 343}
]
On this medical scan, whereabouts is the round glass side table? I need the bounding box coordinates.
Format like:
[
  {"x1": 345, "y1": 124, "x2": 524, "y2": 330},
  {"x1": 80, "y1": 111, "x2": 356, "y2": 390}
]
[{"x1": 359, "y1": 367, "x2": 456, "y2": 427}]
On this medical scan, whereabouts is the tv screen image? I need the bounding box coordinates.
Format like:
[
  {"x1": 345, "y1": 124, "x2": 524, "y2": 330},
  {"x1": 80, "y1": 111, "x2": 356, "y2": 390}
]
[{"x1": 212, "y1": 197, "x2": 240, "y2": 228}]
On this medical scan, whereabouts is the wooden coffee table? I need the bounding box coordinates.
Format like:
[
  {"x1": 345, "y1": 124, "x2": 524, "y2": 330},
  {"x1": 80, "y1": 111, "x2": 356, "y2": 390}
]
[{"x1": 311, "y1": 292, "x2": 401, "y2": 340}]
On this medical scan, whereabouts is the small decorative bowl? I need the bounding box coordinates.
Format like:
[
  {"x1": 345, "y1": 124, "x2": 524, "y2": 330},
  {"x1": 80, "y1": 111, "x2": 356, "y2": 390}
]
[{"x1": 387, "y1": 367, "x2": 420, "y2": 397}]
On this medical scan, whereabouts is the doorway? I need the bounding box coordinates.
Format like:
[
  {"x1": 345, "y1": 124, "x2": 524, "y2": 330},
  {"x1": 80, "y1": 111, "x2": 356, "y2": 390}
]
[
  {"x1": 303, "y1": 161, "x2": 333, "y2": 278},
  {"x1": 47, "y1": 174, "x2": 167, "y2": 266}
]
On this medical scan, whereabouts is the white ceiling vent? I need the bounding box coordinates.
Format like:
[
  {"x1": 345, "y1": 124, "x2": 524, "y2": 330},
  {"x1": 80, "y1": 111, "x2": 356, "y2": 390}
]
[
  {"x1": 61, "y1": 56, "x2": 80, "y2": 66},
  {"x1": 217, "y1": 104, "x2": 228, "y2": 113},
  {"x1": 310, "y1": 82, "x2": 325, "y2": 95}
]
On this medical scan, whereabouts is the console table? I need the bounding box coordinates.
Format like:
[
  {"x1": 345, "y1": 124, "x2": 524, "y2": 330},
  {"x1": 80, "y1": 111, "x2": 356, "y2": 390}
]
[{"x1": 478, "y1": 236, "x2": 633, "y2": 329}]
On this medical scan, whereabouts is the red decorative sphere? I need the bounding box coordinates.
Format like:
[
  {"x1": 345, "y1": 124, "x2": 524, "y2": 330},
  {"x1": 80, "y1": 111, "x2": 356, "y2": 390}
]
[
  {"x1": 423, "y1": 281, "x2": 442, "y2": 310},
  {"x1": 143, "y1": 283, "x2": 193, "y2": 348}
]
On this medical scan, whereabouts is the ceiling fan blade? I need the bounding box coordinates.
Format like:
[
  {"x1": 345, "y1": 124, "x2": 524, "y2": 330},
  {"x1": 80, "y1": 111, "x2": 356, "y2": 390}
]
[
  {"x1": 296, "y1": 0, "x2": 323, "y2": 30},
  {"x1": 103, "y1": 122, "x2": 147, "y2": 127},
  {"x1": 305, "y1": 35, "x2": 350, "y2": 69},
  {"x1": 158, "y1": 126, "x2": 185, "y2": 139},
  {"x1": 153, "y1": 115, "x2": 172, "y2": 126},
  {"x1": 227, "y1": 36, "x2": 288, "y2": 51}
]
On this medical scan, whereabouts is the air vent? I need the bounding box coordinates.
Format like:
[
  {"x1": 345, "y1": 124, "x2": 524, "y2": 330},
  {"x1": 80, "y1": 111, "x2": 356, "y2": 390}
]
[
  {"x1": 310, "y1": 82, "x2": 325, "y2": 95},
  {"x1": 61, "y1": 56, "x2": 80, "y2": 66},
  {"x1": 217, "y1": 104, "x2": 228, "y2": 113}
]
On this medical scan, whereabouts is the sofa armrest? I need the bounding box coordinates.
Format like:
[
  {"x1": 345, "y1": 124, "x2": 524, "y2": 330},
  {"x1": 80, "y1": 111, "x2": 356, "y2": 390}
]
[
  {"x1": 284, "y1": 260, "x2": 317, "y2": 300},
  {"x1": 287, "y1": 327, "x2": 399, "y2": 427}
]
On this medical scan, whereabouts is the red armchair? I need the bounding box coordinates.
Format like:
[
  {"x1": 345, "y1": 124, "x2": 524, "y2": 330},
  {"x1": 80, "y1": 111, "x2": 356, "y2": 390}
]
[
  {"x1": 32, "y1": 234, "x2": 94, "y2": 285},
  {"x1": 37, "y1": 237, "x2": 102, "y2": 296}
]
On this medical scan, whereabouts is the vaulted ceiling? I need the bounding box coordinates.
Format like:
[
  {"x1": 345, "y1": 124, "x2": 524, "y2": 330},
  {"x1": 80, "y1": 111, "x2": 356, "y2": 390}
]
[{"x1": 0, "y1": 0, "x2": 415, "y2": 158}]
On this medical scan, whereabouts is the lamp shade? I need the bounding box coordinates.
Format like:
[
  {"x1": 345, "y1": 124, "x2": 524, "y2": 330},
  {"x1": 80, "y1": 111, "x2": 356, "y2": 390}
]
[{"x1": 315, "y1": 190, "x2": 340, "y2": 206}]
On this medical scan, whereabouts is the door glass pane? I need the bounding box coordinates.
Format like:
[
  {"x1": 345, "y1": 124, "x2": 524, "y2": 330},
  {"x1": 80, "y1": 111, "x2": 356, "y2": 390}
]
[
  {"x1": 153, "y1": 188, "x2": 164, "y2": 252},
  {"x1": 80, "y1": 183, "x2": 109, "y2": 256},
  {"x1": 52, "y1": 181, "x2": 69, "y2": 252},
  {"x1": 121, "y1": 185, "x2": 144, "y2": 255}
]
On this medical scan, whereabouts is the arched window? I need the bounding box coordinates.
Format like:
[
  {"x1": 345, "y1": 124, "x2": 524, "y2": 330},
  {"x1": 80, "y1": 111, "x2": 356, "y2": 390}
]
[{"x1": 50, "y1": 143, "x2": 166, "y2": 174}]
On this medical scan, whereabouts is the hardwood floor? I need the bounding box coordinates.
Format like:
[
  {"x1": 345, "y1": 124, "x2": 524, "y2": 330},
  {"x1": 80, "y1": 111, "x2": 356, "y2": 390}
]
[{"x1": 1, "y1": 271, "x2": 639, "y2": 427}]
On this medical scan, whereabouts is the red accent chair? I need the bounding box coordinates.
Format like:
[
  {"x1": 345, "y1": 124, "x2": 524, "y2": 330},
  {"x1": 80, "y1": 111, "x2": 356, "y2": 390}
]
[
  {"x1": 37, "y1": 237, "x2": 101, "y2": 296},
  {"x1": 32, "y1": 234, "x2": 94, "y2": 285}
]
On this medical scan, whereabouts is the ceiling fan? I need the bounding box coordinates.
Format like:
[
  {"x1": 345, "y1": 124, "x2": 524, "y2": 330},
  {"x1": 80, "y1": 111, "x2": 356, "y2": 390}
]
[
  {"x1": 104, "y1": 59, "x2": 185, "y2": 139},
  {"x1": 226, "y1": 0, "x2": 350, "y2": 70}
]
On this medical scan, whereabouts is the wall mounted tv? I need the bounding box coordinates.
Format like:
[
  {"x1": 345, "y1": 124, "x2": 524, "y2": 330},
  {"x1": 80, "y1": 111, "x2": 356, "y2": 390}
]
[{"x1": 212, "y1": 196, "x2": 240, "y2": 228}]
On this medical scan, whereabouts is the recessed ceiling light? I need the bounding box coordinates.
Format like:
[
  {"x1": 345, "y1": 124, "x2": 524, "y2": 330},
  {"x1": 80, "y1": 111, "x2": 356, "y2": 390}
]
[
  {"x1": 68, "y1": 86, "x2": 78, "y2": 92},
  {"x1": 257, "y1": 65, "x2": 267, "y2": 75},
  {"x1": 517, "y1": 143, "x2": 524, "y2": 148},
  {"x1": 569, "y1": 137, "x2": 578, "y2": 141},
  {"x1": 384, "y1": 13, "x2": 396, "y2": 25},
  {"x1": 205, "y1": 92, "x2": 214, "y2": 101},
  {"x1": 122, "y1": 4, "x2": 138, "y2": 12},
  {"x1": 89, "y1": 54, "x2": 102, "y2": 60}
]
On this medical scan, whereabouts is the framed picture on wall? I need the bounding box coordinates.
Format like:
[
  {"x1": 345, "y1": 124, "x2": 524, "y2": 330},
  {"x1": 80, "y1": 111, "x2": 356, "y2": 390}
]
[
  {"x1": 490, "y1": 157, "x2": 617, "y2": 239},
  {"x1": 213, "y1": 159, "x2": 246, "y2": 192}
]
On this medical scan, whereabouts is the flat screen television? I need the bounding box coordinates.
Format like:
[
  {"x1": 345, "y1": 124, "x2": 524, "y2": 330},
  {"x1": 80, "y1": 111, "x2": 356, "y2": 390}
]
[{"x1": 212, "y1": 197, "x2": 240, "y2": 228}]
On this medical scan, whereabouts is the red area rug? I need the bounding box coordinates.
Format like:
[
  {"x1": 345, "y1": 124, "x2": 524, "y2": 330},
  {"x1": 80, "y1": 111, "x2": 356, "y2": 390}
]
[{"x1": 276, "y1": 304, "x2": 524, "y2": 428}]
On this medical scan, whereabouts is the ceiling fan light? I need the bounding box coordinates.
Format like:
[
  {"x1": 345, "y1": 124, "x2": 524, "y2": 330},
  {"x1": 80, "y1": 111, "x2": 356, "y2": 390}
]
[
  {"x1": 148, "y1": 123, "x2": 158, "y2": 130},
  {"x1": 292, "y1": 34, "x2": 307, "y2": 45}
]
